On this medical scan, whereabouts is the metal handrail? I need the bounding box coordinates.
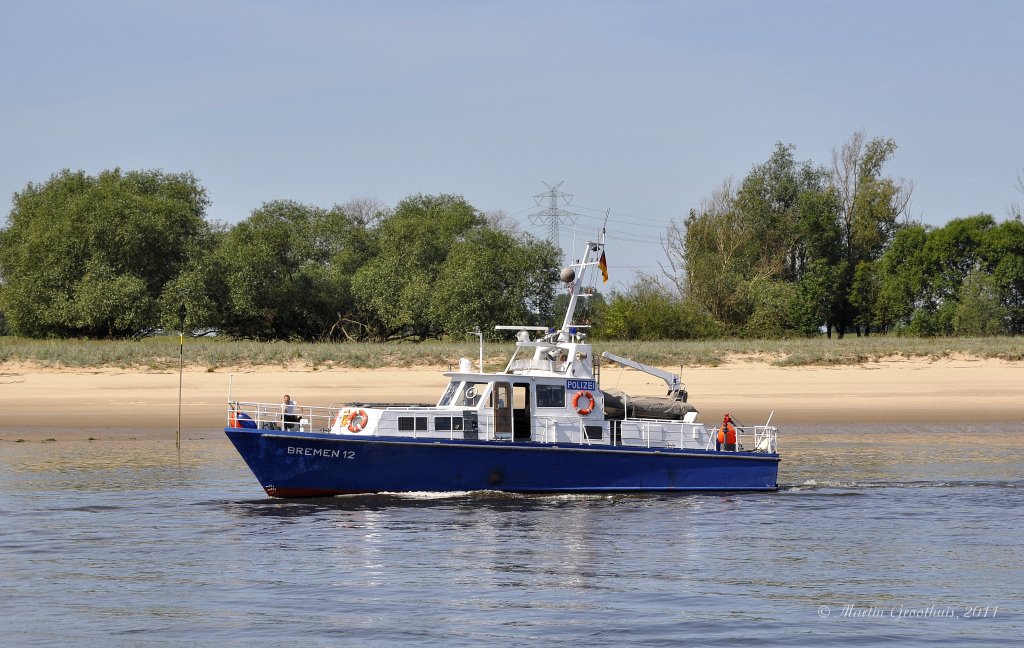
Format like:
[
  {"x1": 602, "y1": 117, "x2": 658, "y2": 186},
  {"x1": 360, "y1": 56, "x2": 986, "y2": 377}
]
[
  {"x1": 230, "y1": 401, "x2": 339, "y2": 432},
  {"x1": 705, "y1": 424, "x2": 778, "y2": 453},
  {"x1": 528, "y1": 415, "x2": 611, "y2": 445},
  {"x1": 229, "y1": 400, "x2": 778, "y2": 453}
]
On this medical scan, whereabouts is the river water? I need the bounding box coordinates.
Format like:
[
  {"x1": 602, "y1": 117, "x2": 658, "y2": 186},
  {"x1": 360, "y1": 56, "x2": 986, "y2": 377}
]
[{"x1": 1, "y1": 424, "x2": 1021, "y2": 646}]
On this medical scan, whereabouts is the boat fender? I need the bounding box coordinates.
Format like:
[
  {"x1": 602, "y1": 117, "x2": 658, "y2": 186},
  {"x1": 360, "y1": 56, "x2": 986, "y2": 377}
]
[
  {"x1": 348, "y1": 409, "x2": 369, "y2": 433},
  {"x1": 230, "y1": 409, "x2": 258, "y2": 429},
  {"x1": 572, "y1": 390, "x2": 595, "y2": 416}
]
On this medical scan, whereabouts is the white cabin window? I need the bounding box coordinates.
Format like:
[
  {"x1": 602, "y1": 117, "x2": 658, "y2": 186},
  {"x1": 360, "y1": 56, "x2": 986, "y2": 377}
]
[
  {"x1": 536, "y1": 384, "x2": 565, "y2": 408},
  {"x1": 435, "y1": 416, "x2": 464, "y2": 432},
  {"x1": 398, "y1": 416, "x2": 428, "y2": 432},
  {"x1": 457, "y1": 382, "x2": 486, "y2": 407}
]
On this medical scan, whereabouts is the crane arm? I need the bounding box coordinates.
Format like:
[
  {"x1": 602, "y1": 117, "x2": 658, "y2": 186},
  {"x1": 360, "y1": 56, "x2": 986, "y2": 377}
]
[{"x1": 601, "y1": 351, "x2": 683, "y2": 397}]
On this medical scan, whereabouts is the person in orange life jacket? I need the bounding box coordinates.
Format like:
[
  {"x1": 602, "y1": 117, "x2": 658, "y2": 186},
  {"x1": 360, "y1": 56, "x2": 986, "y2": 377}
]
[{"x1": 718, "y1": 413, "x2": 738, "y2": 451}]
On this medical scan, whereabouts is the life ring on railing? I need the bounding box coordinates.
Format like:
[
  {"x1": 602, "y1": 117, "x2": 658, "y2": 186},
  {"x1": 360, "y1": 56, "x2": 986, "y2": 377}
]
[
  {"x1": 347, "y1": 409, "x2": 369, "y2": 433},
  {"x1": 572, "y1": 391, "x2": 595, "y2": 416}
]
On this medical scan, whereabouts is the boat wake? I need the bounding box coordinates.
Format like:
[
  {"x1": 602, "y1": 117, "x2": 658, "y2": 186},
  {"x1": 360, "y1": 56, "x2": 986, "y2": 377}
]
[
  {"x1": 366, "y1": 490, "x2": 616, "y2": 501},
  {"x1": 784, "y1": 479, "x2": 1022, "y2": 492},
  {"x1": 378, "y1": 491, "x2": 480, "y2": 500}
]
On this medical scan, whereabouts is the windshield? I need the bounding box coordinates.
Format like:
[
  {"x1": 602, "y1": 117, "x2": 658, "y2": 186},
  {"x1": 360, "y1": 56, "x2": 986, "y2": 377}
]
[
  {"x1": 456, "y1": 382, "x2": 487, "y2": 407},
  {"x1": 439, "y1": 381, "x2": 460, "y2": 406}
]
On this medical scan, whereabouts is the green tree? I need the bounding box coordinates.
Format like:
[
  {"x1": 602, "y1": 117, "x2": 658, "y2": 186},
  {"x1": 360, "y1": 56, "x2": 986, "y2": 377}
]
[
  {"x1": 905, "y1": 302, "x2": 956, "y2": 337},
  {"x1": 671, "y1": 179, "x2": 755, "y2": 331},
  {"x1": 74, "y1": 261, "x2": 153, "y2": 335},
  {"x1": 351, "y1": 194, "x2": 481, "y2": 340},
  {"x1": 599, "y1": 278, "x2": 723, "y2": 340},
  {"x1": 0, "y1": 169, "x2": 210, "y2": 337},
  {"x1": 980, "y1": 218, "x2": 1024, "y2": 334},
  {"x1": 430, "y1": 227, "x2": 560, "y2": 337},
  {"x1": 208, "y1": 200, "x2": 367, "y2": 340},
  {"x1": 733, "y1": 142, "x2": 839, "y2": 283},
  {"x1": 906, "y1": 214, "x2": 995, "y2": 335},
  {"x1": 952, "y1": 270, "x2": 1007, "y2": 335},
  {"x1": 669, "y1": 143, "x2": 839, "y2": 336},
  {"x1": 157, "y1": 222, "x2": 226, "y2": 333},
  {"x1": 921, "y1": 214, "x2": 995, "y2": 305},
  {"x1": 796, "y1": 258, "x2": 846, "y2": 334},
  {"x1": 849, "y1": 260, "x2": 880, "y2": 333},
  {"x1": 875, "y1": 225, "x2": 928, "y2": 332},
  {"x1": 740, "y1": 276, "x2": 824, "y2": 338},
  {"x1": 830, "y1": 131, "x2": 913, "y2": 336},
  {"x1": 878, "y1": 215, "x2": 1012, "y2": 336}
]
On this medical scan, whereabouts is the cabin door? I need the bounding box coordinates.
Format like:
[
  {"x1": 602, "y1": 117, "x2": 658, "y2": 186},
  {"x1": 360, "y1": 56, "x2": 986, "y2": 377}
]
[
  {"x1": 492, "y1": 382, "x2": 532, "y2": 441},
  {"x1": 492, "y1": 382, "x2": 512, "y2": 439},
  {"x1": 511, "y1": 382, "x2": 531, "y2": 441}
]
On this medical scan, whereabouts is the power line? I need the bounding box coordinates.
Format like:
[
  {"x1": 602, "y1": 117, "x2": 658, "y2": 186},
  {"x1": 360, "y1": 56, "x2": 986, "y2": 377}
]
[
  {"x1": 519, "y1": 185, "x2": 681, "y2": 282},
  {"x1": 527, "y1": 181, "x2": 578, "y2": 259},
  {"x1": 571, "y1": 201, "x2": 697, "y2": 225}
]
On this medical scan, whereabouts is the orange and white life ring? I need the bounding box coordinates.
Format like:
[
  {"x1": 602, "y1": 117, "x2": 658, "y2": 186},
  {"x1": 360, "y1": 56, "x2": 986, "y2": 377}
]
[
  {"x1": 347, "y1": 409, "x2": 369, "y2": 432},
  {"x1": 572, "y1": 391, "x2": 595, "y2": 416}
]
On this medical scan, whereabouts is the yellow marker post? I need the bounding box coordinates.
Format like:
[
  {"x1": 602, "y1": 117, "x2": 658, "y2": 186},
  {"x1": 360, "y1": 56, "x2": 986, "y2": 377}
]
[{"x1": 177, "y1": 303, "x2": 186, "y2": 448}]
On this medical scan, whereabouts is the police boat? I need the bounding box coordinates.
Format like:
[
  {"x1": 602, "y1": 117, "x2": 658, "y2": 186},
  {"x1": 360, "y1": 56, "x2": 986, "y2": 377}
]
[{"x1": 224, "y1": 238, "x2": 780, "y2": 497}]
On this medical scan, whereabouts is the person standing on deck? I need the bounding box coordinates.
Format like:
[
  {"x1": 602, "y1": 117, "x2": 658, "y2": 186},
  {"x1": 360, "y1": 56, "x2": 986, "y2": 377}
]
[
  {"x1": 282, "y1": 394, "x2": 300, "y2": 431},
  {"x1": 718, "y1": 413, "x2": 737, "y2": 451}
]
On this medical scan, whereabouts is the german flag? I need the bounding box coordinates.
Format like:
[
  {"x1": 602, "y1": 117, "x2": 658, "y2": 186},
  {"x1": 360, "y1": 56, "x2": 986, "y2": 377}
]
[{"x1": 599, "y1": 251, "x2": 608, "y2": 283}]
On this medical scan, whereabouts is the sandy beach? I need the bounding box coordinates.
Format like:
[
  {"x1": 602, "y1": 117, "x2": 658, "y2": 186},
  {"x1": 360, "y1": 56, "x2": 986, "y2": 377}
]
[{"x1": 1, "y1": 358, "x2": 1022, "y2": 441}]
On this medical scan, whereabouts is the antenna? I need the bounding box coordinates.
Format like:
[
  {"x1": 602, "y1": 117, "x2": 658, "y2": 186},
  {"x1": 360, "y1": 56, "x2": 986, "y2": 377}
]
[
  {"x1": 528, "y1": 181, "x2": 578, "y2": 260},
  {"x1": 468, "y1": 329, "x2": 484, "y2": 373}
]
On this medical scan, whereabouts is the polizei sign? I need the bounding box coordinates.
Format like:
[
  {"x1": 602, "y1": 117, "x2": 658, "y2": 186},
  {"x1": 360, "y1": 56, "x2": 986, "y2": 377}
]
[{"x1": 566, "y1": 379, "x2": 596, "y2": 391}]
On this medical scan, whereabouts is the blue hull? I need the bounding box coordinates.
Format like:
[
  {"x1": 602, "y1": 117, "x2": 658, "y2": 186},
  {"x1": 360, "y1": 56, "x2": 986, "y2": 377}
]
[{"x1": 225, "y1": 428, "x2": 780, "y2": 497}]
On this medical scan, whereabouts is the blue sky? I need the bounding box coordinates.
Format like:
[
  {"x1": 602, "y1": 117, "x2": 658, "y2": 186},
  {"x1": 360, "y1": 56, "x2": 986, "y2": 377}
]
[{"x1": 2, "y1": 0, "x2": 1022, "y2": 286}]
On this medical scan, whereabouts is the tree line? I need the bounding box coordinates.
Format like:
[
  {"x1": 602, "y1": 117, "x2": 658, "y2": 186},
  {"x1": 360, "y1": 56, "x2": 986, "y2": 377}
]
[
  {"x1": 1, "y1": 136, "x2": 1022, "y2": 341},
  {"x1": 0, "y1": 169, "x2": 560, "y2": 340},
  {"x1": 615, "y1": 132, "x2": 1023, "y2": 339}
]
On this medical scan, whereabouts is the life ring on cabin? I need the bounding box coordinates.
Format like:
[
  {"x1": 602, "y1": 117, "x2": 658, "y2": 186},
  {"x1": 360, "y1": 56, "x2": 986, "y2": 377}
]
[
  {"x1": 573, "y1": 391, "x2": 595, "y2": 416},
  {"x1": 347, "y1": 409, "x2": 369, "y2": 433}
]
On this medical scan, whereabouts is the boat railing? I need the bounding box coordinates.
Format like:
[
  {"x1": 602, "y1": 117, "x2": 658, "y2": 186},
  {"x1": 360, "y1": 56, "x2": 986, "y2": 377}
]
[
  {"x1": 749, "y1": 425, "x2": 778, "y2": 453},
  {"x1": 229, "y1": 401, "x2": 339, "y2": 432},
  {"x1": 534, "y1": 416, "x2": 697, "y2": 449},
  {"x1": 532, "y1": 415, "x2": 597, "y2": 444},
  {"x1": 704, "y1": 424, "x2": 778, "y2": 453},
  {"x1": 622, "y1": 420, "x2": 651, "y2": 447},
  {"x1": 616, "y1": 418, "x2": 696, "y2": 449},
  {"x1": 228, "y1": 399, "x2": 778, "y2": 453}
]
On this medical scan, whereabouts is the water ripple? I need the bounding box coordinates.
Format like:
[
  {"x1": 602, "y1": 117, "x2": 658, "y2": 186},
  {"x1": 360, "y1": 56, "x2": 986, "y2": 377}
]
[{"x1": 1, "y1": 430, "x2": 1021, "y2": 645}]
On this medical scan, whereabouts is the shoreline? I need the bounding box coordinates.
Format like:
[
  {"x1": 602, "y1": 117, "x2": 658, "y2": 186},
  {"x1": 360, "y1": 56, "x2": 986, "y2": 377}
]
[{"x1": 2, "y1": 358, "x2": 1022, "y2": 441}]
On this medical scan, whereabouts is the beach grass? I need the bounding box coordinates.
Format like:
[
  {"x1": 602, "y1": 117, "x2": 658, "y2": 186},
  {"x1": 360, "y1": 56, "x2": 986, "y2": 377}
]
[
  {"x1": 0, "y1": 336, "x2": 499, "y2": 370},
  {"x1": 2, "y1": 334, "x2": 1022, "y2": 370},
  {"x1": 595, "y1": 336, "x2": 1024, "y2": 366}
]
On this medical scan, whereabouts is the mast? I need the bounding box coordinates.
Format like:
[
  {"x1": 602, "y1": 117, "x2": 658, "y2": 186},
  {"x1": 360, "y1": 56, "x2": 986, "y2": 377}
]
[{"x1": 558, "y1": 224, "x2": 606, "y2": 340}]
